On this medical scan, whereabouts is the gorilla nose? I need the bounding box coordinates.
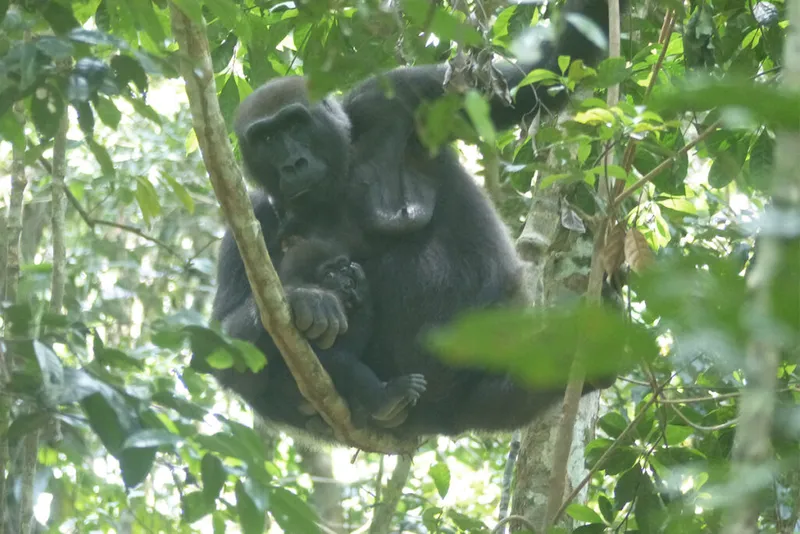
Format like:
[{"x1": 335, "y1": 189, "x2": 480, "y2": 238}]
[{"x1": 281, "y1": 157, "x2": 308, "y2": 174}]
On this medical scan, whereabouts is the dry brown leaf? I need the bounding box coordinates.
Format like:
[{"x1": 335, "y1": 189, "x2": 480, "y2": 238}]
[
  {"x1": 602, "y1": 221, "x2": 626, "y2": 276},
  {"x1": 624, "y1": 228, "x2": 655, "y2": 273}
]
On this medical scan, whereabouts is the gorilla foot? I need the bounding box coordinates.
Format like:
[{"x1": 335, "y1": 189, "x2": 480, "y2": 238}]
[{"x1": 372, "y1": 373, "x2": 427, "y2": 423}]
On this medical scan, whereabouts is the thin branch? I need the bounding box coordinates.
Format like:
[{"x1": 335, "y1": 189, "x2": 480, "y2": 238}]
[
  {"x1": 64, "y1": 188, "x2": 183, "y2": 259},
  {"x1": 618, "y1": 9, "x2": 677, "y2": 191},
  {"x1": 613, "y1": 119, "x2": 722, "y2": 207},
  {"x1": 50, "y1": 108, "x2": 69, "y2": 314},
  {"x1": 667, "y1": 403, "x2": 737, "y2": 432},
  {"x1": 552, "y1": 373, "x2": 672, "y2": 523},
  {"x1": 368, "y1": 455, "x2": 413, "y2": 534},
  {"x1": 497, "y1": 431, "x2": 520, "y2": 532}
]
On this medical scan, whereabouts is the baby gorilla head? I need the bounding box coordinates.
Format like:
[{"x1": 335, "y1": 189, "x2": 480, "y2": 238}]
[{"x1": 234, "y1": 76, "x2": 352, "y2": 210}]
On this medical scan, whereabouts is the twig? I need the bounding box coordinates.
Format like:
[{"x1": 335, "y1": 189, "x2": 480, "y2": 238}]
[
  {"x1": 64, "y1": 187, "x2": 183, "y2": 259},
  {"x1": 617, "y1": 10, "x2": 677, "y2": 191},
  {"x1": 551, "y1": 372, "x2": 674, "y2": 523},
  {"x1": 368, "y1": 455, "x2": 413, "y2": 534},
  {"x1": 613, "y1": 119, "x2": 722, "y2": 207},
  {"x1": 667, "y1": 403, "x2": 737, "y2": 432},
  {"x1": 497, "y1": 431, "x2": 520, "y2": 532}
]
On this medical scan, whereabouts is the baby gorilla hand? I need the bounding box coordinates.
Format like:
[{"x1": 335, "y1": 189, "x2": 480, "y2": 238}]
[
  {"x1": 286, "y1": 286, "x2": 348, "y2": 350},
  {"x1": 316, "y1": 256, "x2": 368, "y2": 310}
]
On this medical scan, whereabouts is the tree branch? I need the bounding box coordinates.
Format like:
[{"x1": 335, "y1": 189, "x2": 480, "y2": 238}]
[
  {"x1": 368, "y1": 455, "x2": 413, "y2": 533},
  {"x1": 167, "y1": 2, "x2": 417, "y2": 455}
]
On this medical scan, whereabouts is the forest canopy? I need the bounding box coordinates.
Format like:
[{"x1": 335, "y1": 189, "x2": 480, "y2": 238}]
[{"x1": 0, "y1": 0, "x2": 799, "y2": 533}]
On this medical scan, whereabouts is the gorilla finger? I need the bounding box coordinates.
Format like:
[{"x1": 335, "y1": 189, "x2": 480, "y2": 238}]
[
  {"x1": 305, "y1": 314, "x2": 330, "y2": 339},
  {"x1": 316, "y1": 328, "x2": 337, "y2": 350},
  {"x1": 292, "y1": 299, "x2": 315, "y2": 331},
  {"x1": 328, "y1": 298, "x2": 348, "y2": 335}
]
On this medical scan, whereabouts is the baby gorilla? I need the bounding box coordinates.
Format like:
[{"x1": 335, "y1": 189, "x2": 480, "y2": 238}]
[{"x1": 276, "y1": 229, "x2": 426, "y2": 431}]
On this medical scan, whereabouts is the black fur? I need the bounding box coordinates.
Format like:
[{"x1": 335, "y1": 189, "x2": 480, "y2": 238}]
[{"x1": 215, "y1": 0, "x2": 617, "y2": 441}]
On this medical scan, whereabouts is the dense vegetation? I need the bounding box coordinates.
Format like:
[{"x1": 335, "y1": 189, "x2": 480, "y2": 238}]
[{"x1": 0, "y1": 0, "x2": 798, "y2": 532}]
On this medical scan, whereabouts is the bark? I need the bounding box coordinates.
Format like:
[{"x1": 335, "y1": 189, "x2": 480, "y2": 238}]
[
  {"x1": 167, "y1": 3, "x2": 416, "y2": 454},
  {"x1": 510, "y1": 186, "x2": 602, "y2": 531},
  {"x1": 723, "y1": 1, "x2": 800, "y2": 531},
  {"x1": 368, "y1": 455, "x2": 413, "y2": 534},
  {"x1": 49, "y1": 108, "x2": 69, "y2": 315}
]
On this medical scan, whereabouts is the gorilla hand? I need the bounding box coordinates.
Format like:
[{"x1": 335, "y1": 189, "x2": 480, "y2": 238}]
[{"x1": 286, "y1": 286, "x2": 348, "y2": 349}]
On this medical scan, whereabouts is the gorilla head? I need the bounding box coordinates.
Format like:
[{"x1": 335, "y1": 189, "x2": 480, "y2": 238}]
[{"x1": 234, "y1": 76, "x2": 352, "y2": 208}]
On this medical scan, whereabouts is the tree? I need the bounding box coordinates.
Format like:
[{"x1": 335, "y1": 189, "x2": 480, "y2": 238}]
[{"x1": 1, "y1": 0, "x2": 799, "y2": 532}]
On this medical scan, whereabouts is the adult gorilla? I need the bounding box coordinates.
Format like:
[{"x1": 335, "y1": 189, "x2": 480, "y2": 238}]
[{"x1": 227, "y1": 0, "x2": 617, "y2": 439}]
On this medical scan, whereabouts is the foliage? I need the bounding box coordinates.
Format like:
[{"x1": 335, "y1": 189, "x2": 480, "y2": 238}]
[{"x1": 0, "y1": 0, "x2": 798, "y2": 532}]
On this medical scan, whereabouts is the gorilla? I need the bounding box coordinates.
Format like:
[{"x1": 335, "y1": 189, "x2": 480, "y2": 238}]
[{"x1": 214, "y1": 0, "x2": 618, "y2": 441}]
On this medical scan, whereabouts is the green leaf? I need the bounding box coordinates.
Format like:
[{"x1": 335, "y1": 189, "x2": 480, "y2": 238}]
[
  {"x1": 206, "y1": 349, "x2": 234, "y2": 370},
  {"x1": 35, "y1": 36, "x2": 74, "y2": 60},
  {"x1": 595, "y1": 56, "x2": 629, "y2": 88},
  {"x1": 96, "y1": 347, "x2": 144, "y2": 370},
  {"x1": 183, "y1": 490, "x2": 211, "y2": 524},
  {"x1": 201, "y1": 453, "x2": 227, "y2": 504},
  {"x1": 94, "y1": 95, "x2": 122, "y2": 128},
  {"x1": 171, "y1": 0, "x2": 203, "y2": 26},
  {"x1": 429, "y1": 462, "x2": 451, "y2": 499},
  {"x1": 597, "y1": 412, "x2": 628, "y2": 439},
  {"x1": 229, "y1": 340, "x2": 267, "y2": 373},
  {"x1": 747, "y1": 130, "x2": 774, "y2": 191},
  {"x1": 205, "y1": 0, "x2": 251, "y2": 42},
  {"x1": 120, "y1": 445, "x2": 156, "y2": 488},
  {"x1": 124, "y1": 0, "x2": 166, "y2": 45},
  {"x1": 403, "y1": 0, "x2": 482, "y2": 46},
  {"x1": 41, "y1": 1, "x2": 80, "y2": 34},
  {"x1": 429, "y1": 303, "x2": 653, "y2": 388},
  {"x1": 111, "y1": 54, "x2": 148, "y2": 95},
  {"x1": 634, "y1": 131, "x2": 688, "y2": 195},
  {"x1": 81, "y1": 390, "x2": 136, "y2": 454},
  {"x1": 0, "y1": 111, "x2": 25, "y2": 147},
  {"x1": 558, "y1": 55, "x2": 570, "y2": 74},
  {"x1": 6, "y1": 412, "x2": 51, "y2": 440},
  {"x1": 33, "y1": 340, "x2": 64, "y2": 394},
  {"x1": 464, "y1": 90, "x2": 496, "y2": 146},
  {"x1": 164, "y1": 173, "x2": 196, "y2": 214},
  {"x1": 123, "y1": 429, "x2": 182, "y2": 449},
  {"x1": 268, "y1": 486, "x2": 320, "y2": 534},
  {"x1": 598, "y1": 494, "x2": 615, "y2": 523},
  {"x1": 652, "y1": 77, "x2": 800, "y2": 130},
  {"x1": 664, "y1": 424, "x2": 693, "y2": 445},
  {"x1": 86, "y1": 137, "x2": 115, "y2": 176},
  {"x1": 134, "y1": 176, "x2": 162, "y2": 225},
  {"x1": 236, "y1": 480, "x2": 265, "y2": 534},
  {"x1": 517, "y1": 68, "x2": 559, "y2": 89},
  {"x1": 566, "y1": 503, "x2": 605, "y2": 524},
  {"x1": 614, "y1": 467, "x2": 646, "y2": 507}
]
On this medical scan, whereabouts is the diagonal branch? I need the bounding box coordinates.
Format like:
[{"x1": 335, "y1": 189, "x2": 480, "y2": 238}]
[{"x1": 168, "y1": 2, "x2": 417, "y2": 455}]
